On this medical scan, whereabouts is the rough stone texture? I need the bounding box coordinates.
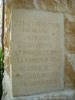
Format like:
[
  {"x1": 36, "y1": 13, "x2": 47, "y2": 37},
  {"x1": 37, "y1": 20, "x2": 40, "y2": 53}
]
[
  {"x1": 12, "y1": 90, "x2": 75, "y2": 100},
  {"x1": 65, "y1": 56, "x2": 75, "y2": 87},
  {"x1": 2, "y1": 71, "x2": 12, "y2": 100},
  {"x1": 12, "y1": 0, "x2": 34, "y2": 9},
  {"x1": 4, "y1": 1, "x2": 12, "y2": 73},
  {"x1": 10, "y1": 0, "x2": 73, "y2": 13},
  {"x1": 64, "y1": 14, "x2": 75, "y2": 53},
  {"x1": 68, "y1": 54, "x2": 75, "y2": 71},
  {"x1": 72, "y1": 0, "x2": 75, "y2": 15},
  {"x1": 2, "y1": 2, "x2": 13, "y2": 99},
  {"x1": 3, "y1": 0, "x2": 75, "y2": 99},
  {"x1": 64, "y1": 13, "x2": 75, "y2": 88}
]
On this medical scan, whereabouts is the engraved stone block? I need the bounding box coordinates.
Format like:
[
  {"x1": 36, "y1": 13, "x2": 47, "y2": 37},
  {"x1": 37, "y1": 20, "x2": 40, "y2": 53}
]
[{"x1": 11, "y1": 9, "x2": 64, "y2": 96}]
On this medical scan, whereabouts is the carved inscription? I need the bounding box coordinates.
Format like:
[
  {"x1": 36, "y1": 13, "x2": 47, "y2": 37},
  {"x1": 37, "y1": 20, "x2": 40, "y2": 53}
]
[{"x1": 11, "y1": 9, "x2": 64, "y2": 96}]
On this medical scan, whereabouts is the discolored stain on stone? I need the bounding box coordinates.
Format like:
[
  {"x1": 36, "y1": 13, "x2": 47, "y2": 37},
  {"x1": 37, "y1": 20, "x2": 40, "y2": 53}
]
[
  {"x1": 65, "y1": 33, "x2": 75, "y2": 53},
  {"x1": 6, "y1": 0, "x2": 72, "y2": 13},
  {"x1": 64, "y1": 14, "x2": 75, "y2": 53},
  {"x1": 65, "y1": 16, "x2": 75, "y2": 33},
  {"x1": 12, "y1": 0, "x2": 34, "y2": 8},
  {"x1": 3, "y1": 0, "x2": 75, "y2": 98},
  {"x1": 65, "y1": 56, "x2": 75, "y2": 87},
  {"x1": 72, "y1": 0, "x2": 75, "y2": 15}
]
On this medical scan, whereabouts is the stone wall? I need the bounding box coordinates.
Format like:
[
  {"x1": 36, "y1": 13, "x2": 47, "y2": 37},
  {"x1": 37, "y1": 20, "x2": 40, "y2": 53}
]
[{"x1": 4, "y1": 0, "x2": 75, "y2": 97}]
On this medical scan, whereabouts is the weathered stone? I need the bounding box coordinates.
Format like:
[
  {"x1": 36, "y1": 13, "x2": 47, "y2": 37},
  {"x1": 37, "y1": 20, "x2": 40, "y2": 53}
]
[
  {"x1": 4, "y1": 32, "x2": 10, "y2": 48},
  {"x1": 36, "y1": 0, "x2": 72, "y2": 12},
  {"x1": 12, "y1": 89, "x2": 75, "y2": 100},
  {"x1": 12, "y1": 0, "x2": 34, "y2": 8},
  {"x1": 2, "y1": 0, "x2": 75, "y2": 99},
  {"x1": 65, "y1": 56, "x2": 75, "y2": 87},
  {"x1": 7, "y1": 0, "x2": 72, "y2": 13},
  {"x1": 65, "y1": 53, "x2": 75, "y2": 88},
  {"x1": 65, "y1": 15, "x2": 75, "y2": 33},
  {"x1": 11, "y1": 9, "x2": 64, "y2": 96},
  {"x1": 38, "y1": 0, "x2": 56, "y2": 11},
  {"x1": 65, "y1": 33, "x2": 75, "y2": 53},
  {"x1": 65, "y1": 14, "x2": 75, "y2": 53},
  {"x1": 4, "y1": 1, "x2": 12, "y2": 76},
  {"x1": 64, "y1": 75, "x2": 74, "y2": 88},
  {"x1": 64, "y1": 13, "x2": 75, "y2": 88},
  {"x1": 67, "y1": 54, "x2": 75, "y2": 71},
  {"x1": 72, "y1": 0, "x2": 75, "y2": 15}
]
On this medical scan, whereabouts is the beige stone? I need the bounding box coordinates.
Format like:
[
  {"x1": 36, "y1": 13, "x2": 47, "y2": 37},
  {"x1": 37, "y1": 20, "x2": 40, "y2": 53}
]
[
  {"x1": 65, "y1": 56, "x2": 75, "y2": 87},
  {"x1": 12, "y1": 0, "x2": 34, "y2": 8},
  {"x1": 11, "y1": 9, "x2": 64, "y2": 96},
  {"x1": 7, "y1": 0, "x2": 72, "y2": 13},
  {"x1": 72, "y1": 0, "x2": 75, "y2": 15},
  {"x1": 64, "y1": 14, "x2": 75, "y2": 53},
  {"x1": 3, "y1": 0, "x2": 75, "y2": 98}
]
